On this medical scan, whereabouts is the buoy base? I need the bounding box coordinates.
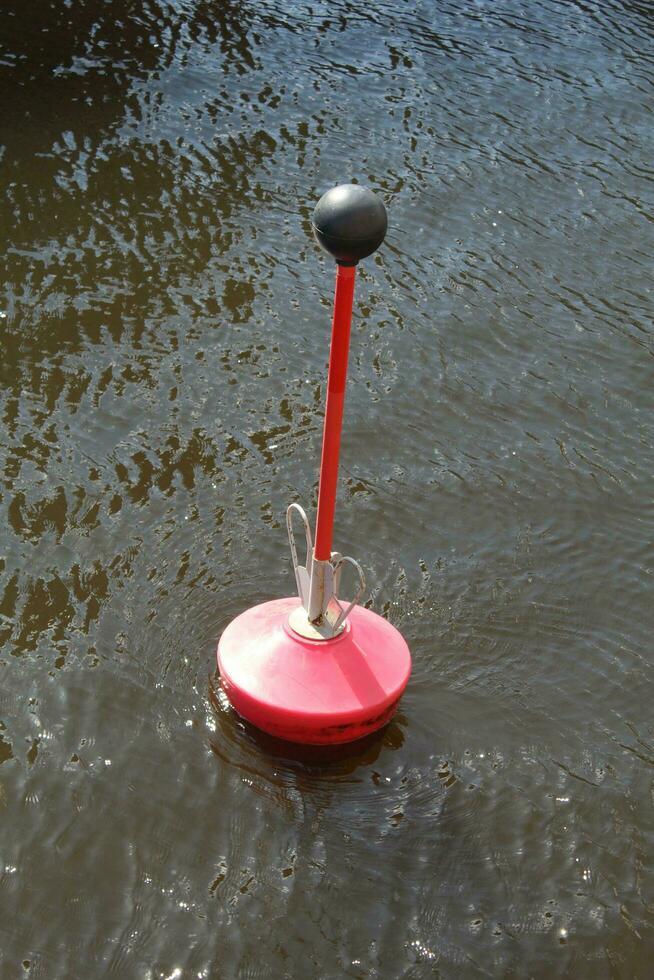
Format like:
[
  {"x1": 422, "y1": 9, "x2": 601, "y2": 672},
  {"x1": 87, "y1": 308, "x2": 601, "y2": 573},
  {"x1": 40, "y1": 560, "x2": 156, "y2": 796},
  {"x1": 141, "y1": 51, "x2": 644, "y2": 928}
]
[{"x1": 217, "y1": 597, "x2": 411, "y2": 745}]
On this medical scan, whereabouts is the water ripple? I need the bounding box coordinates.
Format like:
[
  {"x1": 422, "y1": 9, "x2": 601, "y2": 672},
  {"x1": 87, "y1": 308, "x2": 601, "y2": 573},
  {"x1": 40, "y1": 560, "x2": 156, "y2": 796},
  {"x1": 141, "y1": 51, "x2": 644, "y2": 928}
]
[{"x1": 1, "y1": 0, "x2": 654, "y2": 975}]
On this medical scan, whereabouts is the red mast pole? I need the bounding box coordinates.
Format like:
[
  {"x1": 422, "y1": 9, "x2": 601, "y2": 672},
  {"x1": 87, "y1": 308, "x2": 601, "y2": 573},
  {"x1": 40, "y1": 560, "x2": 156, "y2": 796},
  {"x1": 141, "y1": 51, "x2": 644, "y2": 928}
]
[{"x1": 313, "y1": 264, "x2": 356, "y2": 562}]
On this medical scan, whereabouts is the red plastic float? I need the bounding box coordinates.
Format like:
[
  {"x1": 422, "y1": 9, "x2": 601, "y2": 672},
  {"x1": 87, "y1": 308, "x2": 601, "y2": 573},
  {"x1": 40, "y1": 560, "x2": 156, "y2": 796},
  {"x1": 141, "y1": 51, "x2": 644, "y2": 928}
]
[{"x1": 217, "y1": 184, "x2": 411, "y2": 745}]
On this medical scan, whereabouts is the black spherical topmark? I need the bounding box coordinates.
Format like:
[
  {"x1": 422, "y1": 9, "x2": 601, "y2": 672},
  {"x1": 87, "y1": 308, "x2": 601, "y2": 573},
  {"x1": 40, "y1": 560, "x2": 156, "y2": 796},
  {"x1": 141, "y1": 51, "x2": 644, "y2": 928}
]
[{"x1": 311, "y1": 184, "x2": 388, "y2": 266}]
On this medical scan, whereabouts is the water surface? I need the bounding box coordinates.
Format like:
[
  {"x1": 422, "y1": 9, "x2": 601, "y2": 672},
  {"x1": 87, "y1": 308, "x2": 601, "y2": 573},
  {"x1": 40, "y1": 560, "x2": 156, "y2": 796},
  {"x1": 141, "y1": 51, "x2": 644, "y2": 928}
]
[{"x1": 1, "y1": 1, "x2": 653, "y2": 977}]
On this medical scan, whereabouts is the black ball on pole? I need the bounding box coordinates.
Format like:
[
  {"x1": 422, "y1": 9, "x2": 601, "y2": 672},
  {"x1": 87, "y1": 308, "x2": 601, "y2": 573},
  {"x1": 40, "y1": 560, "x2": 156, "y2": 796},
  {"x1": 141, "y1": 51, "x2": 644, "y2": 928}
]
[{"x1": 311, "y1": 184, "x2": 388, "y2": 266}]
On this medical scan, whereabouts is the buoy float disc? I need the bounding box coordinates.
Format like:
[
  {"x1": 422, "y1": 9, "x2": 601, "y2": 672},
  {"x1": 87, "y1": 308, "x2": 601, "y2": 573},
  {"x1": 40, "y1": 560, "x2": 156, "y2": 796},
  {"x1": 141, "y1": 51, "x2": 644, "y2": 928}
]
[{"x1": 217, "y1": 597, "x2": 411, "y2": 745}]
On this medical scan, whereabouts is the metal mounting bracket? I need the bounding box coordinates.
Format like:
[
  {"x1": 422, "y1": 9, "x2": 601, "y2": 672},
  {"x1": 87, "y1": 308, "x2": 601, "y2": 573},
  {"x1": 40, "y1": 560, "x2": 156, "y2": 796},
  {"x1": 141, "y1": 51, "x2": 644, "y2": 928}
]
[{"x1": 286, "y1": 502, "x2": 366, "y2": 640}]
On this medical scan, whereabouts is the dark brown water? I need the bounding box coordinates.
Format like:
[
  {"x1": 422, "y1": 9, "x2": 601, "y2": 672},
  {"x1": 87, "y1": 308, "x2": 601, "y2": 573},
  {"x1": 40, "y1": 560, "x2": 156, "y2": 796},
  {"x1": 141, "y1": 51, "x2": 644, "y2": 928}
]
[{"x1": 2, "y1": 1, "x2": 653, "y2": 976}]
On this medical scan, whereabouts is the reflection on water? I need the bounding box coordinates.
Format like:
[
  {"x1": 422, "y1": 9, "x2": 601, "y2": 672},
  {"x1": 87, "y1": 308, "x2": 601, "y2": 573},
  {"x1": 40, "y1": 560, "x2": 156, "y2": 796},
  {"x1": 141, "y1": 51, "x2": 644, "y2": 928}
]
[{"x1": 1, "y1": 0, "x2": 653, "y2": 976}]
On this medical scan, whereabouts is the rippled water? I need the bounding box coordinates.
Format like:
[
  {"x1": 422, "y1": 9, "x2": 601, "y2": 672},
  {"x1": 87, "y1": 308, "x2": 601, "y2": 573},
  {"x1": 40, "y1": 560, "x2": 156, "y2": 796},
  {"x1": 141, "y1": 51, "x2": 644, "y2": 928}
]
[{"x1": 2, "y1": 0, "x2": 653, "y2": 976}]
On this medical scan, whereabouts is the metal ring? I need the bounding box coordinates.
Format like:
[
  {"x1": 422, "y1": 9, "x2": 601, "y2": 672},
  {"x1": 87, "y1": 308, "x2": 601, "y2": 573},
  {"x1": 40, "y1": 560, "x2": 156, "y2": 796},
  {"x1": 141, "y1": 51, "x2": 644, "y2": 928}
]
[{"x1": 330, "y1": 555, "x2": 366, "y2": 631}]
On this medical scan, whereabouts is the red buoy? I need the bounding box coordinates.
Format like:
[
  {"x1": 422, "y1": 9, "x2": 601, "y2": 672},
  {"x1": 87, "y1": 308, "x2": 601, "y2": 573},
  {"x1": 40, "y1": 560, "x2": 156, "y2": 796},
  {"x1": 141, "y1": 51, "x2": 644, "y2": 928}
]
[{"x1": 217, "y1": 184, "x2": 411, "y2": 745}]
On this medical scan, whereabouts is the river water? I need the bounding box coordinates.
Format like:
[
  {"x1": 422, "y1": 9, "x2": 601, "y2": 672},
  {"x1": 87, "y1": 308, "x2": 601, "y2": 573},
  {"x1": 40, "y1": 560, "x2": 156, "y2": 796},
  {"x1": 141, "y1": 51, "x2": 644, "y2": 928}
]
[{"x1": 1, "y1": 1, "x2": 653, "y2": 977}]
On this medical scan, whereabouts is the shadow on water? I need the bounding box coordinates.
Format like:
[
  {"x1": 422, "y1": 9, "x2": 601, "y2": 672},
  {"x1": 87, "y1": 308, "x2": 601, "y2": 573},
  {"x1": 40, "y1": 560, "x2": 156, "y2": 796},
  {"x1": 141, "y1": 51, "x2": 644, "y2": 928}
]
[
  {"x1": 208, "y1": 667, "x2": 407, "y2": 776},
  {"x1": 1, "y1": 0, "x2": 255, "y2": 145}
]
